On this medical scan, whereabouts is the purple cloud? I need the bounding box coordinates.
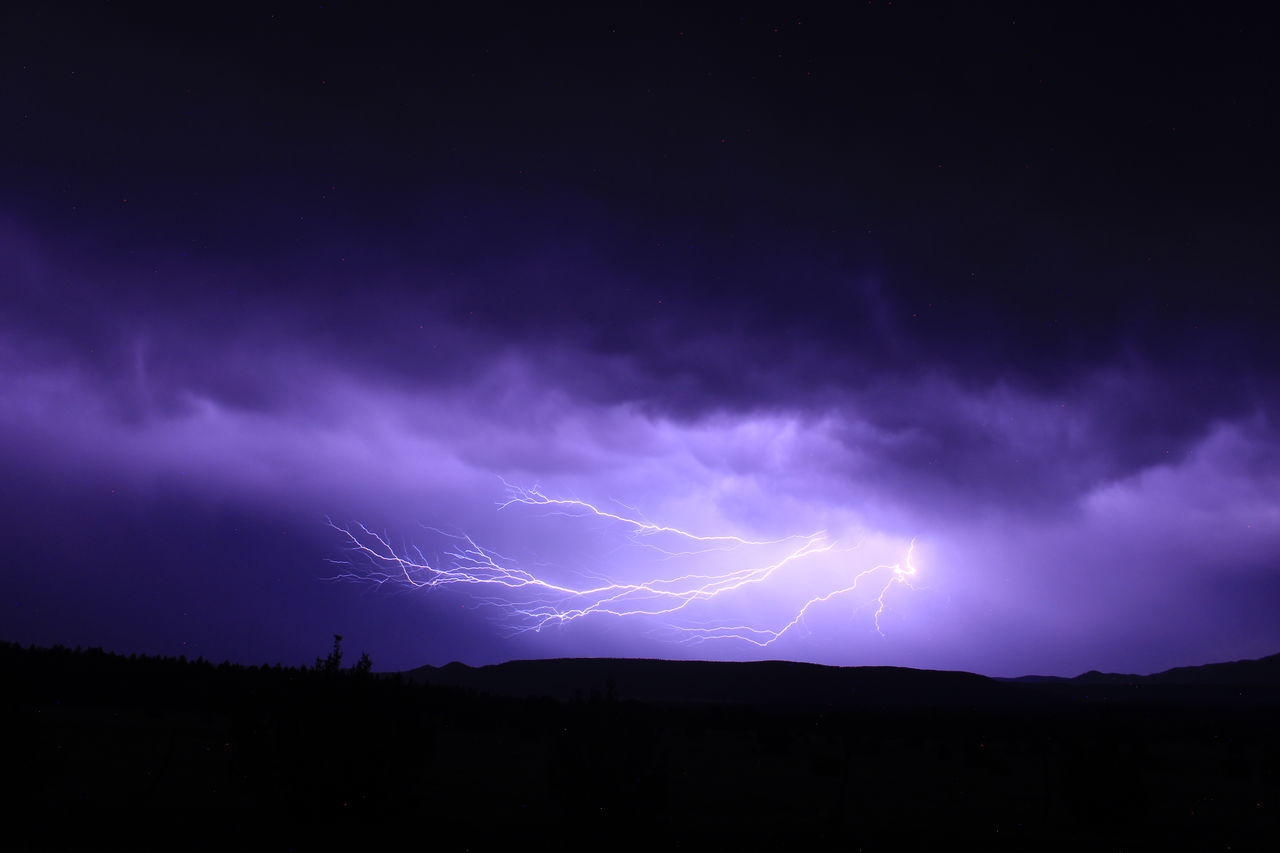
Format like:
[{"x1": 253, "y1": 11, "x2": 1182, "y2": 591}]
[{"x1": 3, "y1": 216, "x2": 1277, "y2": 675}]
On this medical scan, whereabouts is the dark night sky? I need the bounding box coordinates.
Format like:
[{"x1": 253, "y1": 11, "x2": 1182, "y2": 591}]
[{"x1": 3, "y1": 1, "x2": 1278, "y2": 675}]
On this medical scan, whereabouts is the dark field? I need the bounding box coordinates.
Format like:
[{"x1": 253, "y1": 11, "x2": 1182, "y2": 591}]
[{"x1": 5, "y1": 642, "x2": 1278, "y2": 850}]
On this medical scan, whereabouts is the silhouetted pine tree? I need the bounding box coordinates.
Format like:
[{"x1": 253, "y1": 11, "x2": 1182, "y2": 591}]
[
  {"x1": 354, "y1": 651, "x2": 373, "y2": 676},
  {"x1": 315, "y1": 634, "x2": 343, "y2": 674}
]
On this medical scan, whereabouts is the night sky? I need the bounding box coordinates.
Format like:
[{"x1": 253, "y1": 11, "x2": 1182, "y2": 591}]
[{"x1": 4, "y1": 1, "x2": 1278, "y2": 676}]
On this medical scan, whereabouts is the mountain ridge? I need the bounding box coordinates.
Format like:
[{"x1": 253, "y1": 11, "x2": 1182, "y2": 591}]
[
  {"x1": 1005, "y1": 651, "x2": 1280, "y2": 686},
  {"x1": 404, "y1": 650, "x2": 1280, "y2": 706}
]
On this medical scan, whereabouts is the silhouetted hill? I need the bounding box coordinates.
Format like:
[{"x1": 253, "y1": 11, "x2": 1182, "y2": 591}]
[
  {"x1": 407, "y1": 657, "x2": 1031, "y2": 706},
  {"x1": 1005, "y1": 651, "x2": 1280, "y2": 691},
  {"x1": 1148, "y1": 651, "x2": 1280, "y2": 685},
  {"x1": 407, "y1": 651, "x2": 1280, "y2": 707}
]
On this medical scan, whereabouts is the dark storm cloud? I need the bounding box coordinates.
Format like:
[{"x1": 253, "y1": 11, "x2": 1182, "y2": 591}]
[{"x1": 3, "y1": 200, "x2": 1276, "y2": 527}]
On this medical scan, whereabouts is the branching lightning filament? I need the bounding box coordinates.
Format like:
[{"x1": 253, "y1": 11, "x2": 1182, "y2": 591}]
[{"x1": 328, "y1": 485, "x2": 920, "y2": 646}]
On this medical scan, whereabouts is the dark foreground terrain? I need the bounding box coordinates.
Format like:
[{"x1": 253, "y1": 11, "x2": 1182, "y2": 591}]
[{"x1": 5, "y1": 641, "x2": 1278, "y2": 850}]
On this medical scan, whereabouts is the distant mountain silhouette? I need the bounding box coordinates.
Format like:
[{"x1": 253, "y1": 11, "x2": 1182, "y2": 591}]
[
  {"x1": 1147, "y1": 651, "x2": 1280, "y2": 685},
  {"x1": 408, "y1": 652, "x2": 1280, "y2": 706},
  {"x1": 407, "y1": 657, "x2": 1025, "y2": 705},
  {"x1": 1007, "y1": 651, "x2": 1280, "y2": 687}
]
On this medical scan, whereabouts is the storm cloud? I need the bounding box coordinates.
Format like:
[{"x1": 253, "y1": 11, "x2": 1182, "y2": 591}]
[{"x1": 2, "y1": 2, "x2": 1277, "y2": 674}]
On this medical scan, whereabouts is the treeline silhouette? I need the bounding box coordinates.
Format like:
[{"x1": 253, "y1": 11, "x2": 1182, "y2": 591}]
[{"x1": 5, "y1": 640, "x2": 1278, "y2": 849}]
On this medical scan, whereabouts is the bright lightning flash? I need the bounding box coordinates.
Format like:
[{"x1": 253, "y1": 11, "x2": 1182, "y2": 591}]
[{"x1": 328, "y1": 485, "x2": 921, "y2": 647}]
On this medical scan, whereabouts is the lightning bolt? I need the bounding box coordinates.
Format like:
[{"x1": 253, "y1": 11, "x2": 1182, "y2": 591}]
[
  {"x1": 328, "y1": 485, "x2": 921, "y2": 646},
  {"x1": 671, "y1": 539, "x2": 918, "y2": 646},
  {"x1": 496, "y1": 482, "x2": 822, "y2": 553}
]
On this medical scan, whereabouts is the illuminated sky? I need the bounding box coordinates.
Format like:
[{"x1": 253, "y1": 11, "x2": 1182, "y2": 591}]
[{"x1": 3, "y1": 2, "x2": 1278, "y2": 675}]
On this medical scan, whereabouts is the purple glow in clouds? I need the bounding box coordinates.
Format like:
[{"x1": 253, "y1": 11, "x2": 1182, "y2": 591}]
[
  {"x1": 3, "y1": 270, "x2": 1279, "y2": 675},
  {"x1": 3, "y1": 3, "x2": 1280, "y2": 676}
]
